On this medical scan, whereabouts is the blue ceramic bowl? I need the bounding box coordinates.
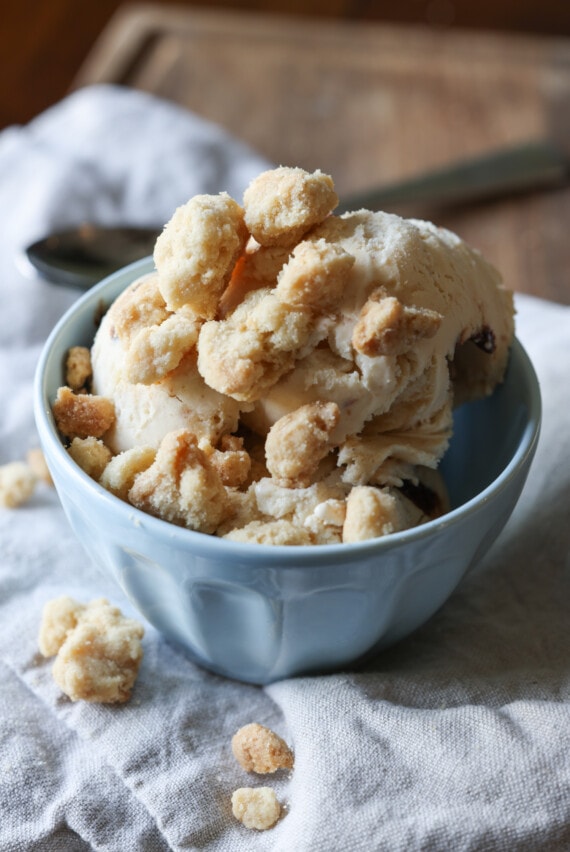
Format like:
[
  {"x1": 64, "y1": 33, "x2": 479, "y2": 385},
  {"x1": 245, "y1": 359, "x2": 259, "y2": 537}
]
[{"x1": 34, "y1": 258, "x2": 541, "y2": 684}]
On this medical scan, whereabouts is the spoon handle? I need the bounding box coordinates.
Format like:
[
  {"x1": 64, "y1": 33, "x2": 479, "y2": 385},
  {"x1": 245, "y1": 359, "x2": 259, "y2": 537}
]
[
  {"x1": 337, "y1": 140, "x2": 568, "y2": 213},
  {"x1": 25, "y1": 226, "x2": 161, "y2": 290}
]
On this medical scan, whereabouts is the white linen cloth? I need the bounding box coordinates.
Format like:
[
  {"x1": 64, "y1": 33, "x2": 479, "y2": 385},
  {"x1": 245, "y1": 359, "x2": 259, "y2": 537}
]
[{"x1": 0, "y1": 85, "x2": 569, "y2": 852}]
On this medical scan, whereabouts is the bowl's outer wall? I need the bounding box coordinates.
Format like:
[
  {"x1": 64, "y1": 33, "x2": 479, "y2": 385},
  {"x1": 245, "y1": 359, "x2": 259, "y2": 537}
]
[{"x1": 35, "y1": 259, "x2": 541, "y2": 684}]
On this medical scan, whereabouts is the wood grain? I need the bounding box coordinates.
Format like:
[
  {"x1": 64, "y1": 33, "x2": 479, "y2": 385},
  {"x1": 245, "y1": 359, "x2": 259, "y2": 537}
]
[
  {"x1": 73, "y1": 5, "x2": 570, "y2": 303},
  {"x1": 3, "y1": 0, "x2": 570, "y2": 129}
]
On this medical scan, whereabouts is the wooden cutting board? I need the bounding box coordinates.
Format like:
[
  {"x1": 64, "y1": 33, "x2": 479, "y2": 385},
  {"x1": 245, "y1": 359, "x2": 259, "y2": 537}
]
[{"x1": 73, "y1": 4, "x2": 570, "y2": 303}]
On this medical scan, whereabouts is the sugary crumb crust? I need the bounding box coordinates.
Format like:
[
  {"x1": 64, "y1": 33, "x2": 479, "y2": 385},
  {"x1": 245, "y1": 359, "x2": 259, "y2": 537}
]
[
  {"x1": 54, "y1": 165, "x2": 515, "y2": 545},
  {"x1": 65, "y1": 346, "x2": 92, "y2": 392},
  {"x1": 0, "y1": 461, "x2": 37, "y2": 508},
  {"x1": 26, "y1": 448, "x2": 53, "y2": 486},
  {"x1": 0, "y1": 448, "x2": 54, "y2": 509},
  {"x1": 243, "y1": 166, "x2": 338, "y2": 247},
  {"x1": 39, "y1": 596, "x2": 144, "y2": 703},
  {"x1": 231, "y1": 787, "x2": 282, "y2": 831},
  {"x1": 232, "y1": 722, "x2": 294, "y2": 774},
  {"x1": 53, "y1": 386, "x2": 115, "y2": 441}
]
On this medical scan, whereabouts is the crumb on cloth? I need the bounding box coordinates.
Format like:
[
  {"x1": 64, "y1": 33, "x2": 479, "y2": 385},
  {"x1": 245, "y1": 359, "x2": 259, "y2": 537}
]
[
  {"x1": 0, "y1": 461, "x2": 37, "y2": 508},
  {"x1": 231, "y1": 787, "x2": 282, "y2": 831},
  {"x1": 26, "y1": 447, "x2": 53, "y2": 486},
  {"x1": 39, "y1": 596, "x2": 144, "y2": 703},
  {"x1": 232, "y1": 722, "x2": 294, "y2": 774}
]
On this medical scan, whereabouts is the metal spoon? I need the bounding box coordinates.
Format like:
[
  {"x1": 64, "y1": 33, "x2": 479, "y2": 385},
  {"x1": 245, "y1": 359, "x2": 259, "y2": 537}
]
[
  {"x1": 25, "y1": 140, "x2": 568, "y2": 290},
  {"x1": 24, "y1": 224, "x2": 161, "y2": 290}
]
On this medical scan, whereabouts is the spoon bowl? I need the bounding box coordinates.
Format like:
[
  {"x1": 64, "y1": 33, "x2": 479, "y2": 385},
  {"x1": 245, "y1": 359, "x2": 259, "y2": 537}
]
[{"x1": 25, "y1": 224, "x2": 161, "y2": 289}]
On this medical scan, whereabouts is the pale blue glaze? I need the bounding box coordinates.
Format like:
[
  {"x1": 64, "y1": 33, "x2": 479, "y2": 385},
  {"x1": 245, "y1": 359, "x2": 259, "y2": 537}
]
[{"x1": 34, "y1": 259, "x2": 541, "y2": 684}]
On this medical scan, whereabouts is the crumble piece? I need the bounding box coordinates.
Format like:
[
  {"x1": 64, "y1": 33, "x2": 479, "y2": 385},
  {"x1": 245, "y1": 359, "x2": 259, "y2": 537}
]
[
  {"x1": 243, "y1": 166, "x2": 338, "y2": 247},
  {"x1": 352, "y1": 291, "x2": 443, "y2": 357},
  {"x1": 52, "y1": 386, "x2": 115, "y2": 440},
  {"x1": 99, "y1": 446, "x2": 156, "y2": 501},
  {"x1": 154, "y1": 192, "x2": 248, "y2": 317},
  {"x1": 26, "y1": 447, "x2": 53, "y2": 486},
  {"x1": 65, "y1": 346, "x2": 92, "y2": 392},
  {"x1": 275, "y1": 238, "x2": 354, "y2": 311},
  {"x1": 219, "y1": 242, "x2": 291, "y2": 317},
  {"x1": 68, "y1": 436, "x2": 112, "y2": 480},
  {"x1": 224, "y1": 519, "x2": 313, "y2": 545},
  {"x1": 0, "y1": 461, "x2": 37, "y2": 508},
  {"x1": 109, "y1": 273, "x2": 170, "y2": 344},
  {"x1": 38, "y1": 595, "x2": 86, "y2": 657},
  {"x1": 265, "y1": 401, "x2": 340, "y2": 487},
  {"x1": 198, "y1": 241, "x2": 353, "y2": 405},
  {"x1": 201, "y1": 435, "x2": 252, "y2": 488},
  {"x1": 232, "y1": 722, "x2": 294, "y2": 774},
  {"x1": 231, "y1": 787, "x2": 281, "y2": 831},
  {"x1": 342, "y1": 485, "x2": 411, "y2": 542},
  {"x1": 198, "y1": 288, "x2": 312, "y2": 402},
  {"x1": 125, "y1": 312, "x2": 201, "y2": 384},
  {"x1": 128, "y1": 429, "x2": 228, "y2": 533},
  {"x1": 39, "y1": 596, "x2": 144, "y2": 703}
]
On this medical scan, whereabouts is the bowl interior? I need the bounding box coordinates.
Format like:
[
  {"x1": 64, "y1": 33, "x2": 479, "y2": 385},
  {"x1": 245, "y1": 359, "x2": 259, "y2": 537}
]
[{"x1": 441, "y1": 347, "x2": 535, "y2": 509}]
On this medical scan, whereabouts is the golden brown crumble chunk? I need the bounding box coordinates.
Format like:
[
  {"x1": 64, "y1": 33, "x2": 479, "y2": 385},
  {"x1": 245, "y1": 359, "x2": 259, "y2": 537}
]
[
  {"x1": 128, "y1": 429, "x2": 228, "y2": 533},
  {"x1": 125, "y1": 312, "x2": 201, "y2": 384},
  {"x1": 275, "y1": 238, "x2": 354, "y2": 312},
  {"x1": 68, "y1": 436, "x2": 112, "y2": 480},
  {"x1": 0, "y1": 461, "x2": 37, "y2": 508},
  {"x1": 342, "y1": 485, "x2": 410, "y2": 542},
  {"x1": 231, "y1": 787, "x2": 282, "y2": 831},
  {"x1": 39, "y1": 596, "x2": 144, "y2": 703},
  {"x1": 154, "y1": 192, "x2": 248, "y2": 318},
  {"x1": 109, "y1": 273, "x2": 170, "y2": 344},
  {"x1": 26, "y1": 448, "x2": 53, "y2": 486},
  {"x1": 243, "y1": 166, "x2": 338, "y2": 247},
  {"x1": 232, "y1": 722, "x2": 294, "y2": 774},
  {"x1": 352, "y1": 292, "x2": 443, "y2": 357},
  {"x1": 52, "y1": 386, "x2": 115, "y2": 441},
  {"x1": 65, "y1": 346, "x2": 92, "y2": 392},
  {"x1": 99, "y1": 446, "x2": 156, "y2": 501},
  {"x1": 265, "y1": 401, "x2": 340, "y2": 488}
]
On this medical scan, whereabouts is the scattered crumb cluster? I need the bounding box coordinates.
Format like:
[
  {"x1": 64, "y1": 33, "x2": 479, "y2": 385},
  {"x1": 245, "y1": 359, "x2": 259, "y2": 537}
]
[
  {"x1": 51, "y1": 165, "x2": 514, "y2": 544},
  {"x1": 36, "y1": 596, "x2": 292, "y2": 832},
  {"x1": 0, "y1": 448, "x2": 53, "y2": 508},
  {"x1": 231, "y1": 722, "x2": 294, "y2": 831},
  {"x1": 38, "y1": 596, "x2": 144, "y2": 703}
]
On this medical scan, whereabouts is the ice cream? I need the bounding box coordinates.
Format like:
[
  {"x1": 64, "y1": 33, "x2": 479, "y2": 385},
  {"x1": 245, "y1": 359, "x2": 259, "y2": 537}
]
[{"x1": 56, "y1": 166, "x2": 514, "y2": 544}]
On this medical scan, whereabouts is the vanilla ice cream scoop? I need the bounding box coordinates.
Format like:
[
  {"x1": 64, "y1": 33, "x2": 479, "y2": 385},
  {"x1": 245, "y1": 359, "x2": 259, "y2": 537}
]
[
  {"x1": 233, "y1": 210, "x2": 514, "y2": 486},
  {"x1": 91, "y1": 274, "x2": 245, "y2": 454},
  {"x1": 86, "y1": 167, "x2": 514, "y2": 544}
]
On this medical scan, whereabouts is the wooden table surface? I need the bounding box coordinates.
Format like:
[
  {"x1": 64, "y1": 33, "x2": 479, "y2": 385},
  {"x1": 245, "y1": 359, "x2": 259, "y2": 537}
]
[{"x1": 73, "y1": 3, "x2": 570, "y2": 304}]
